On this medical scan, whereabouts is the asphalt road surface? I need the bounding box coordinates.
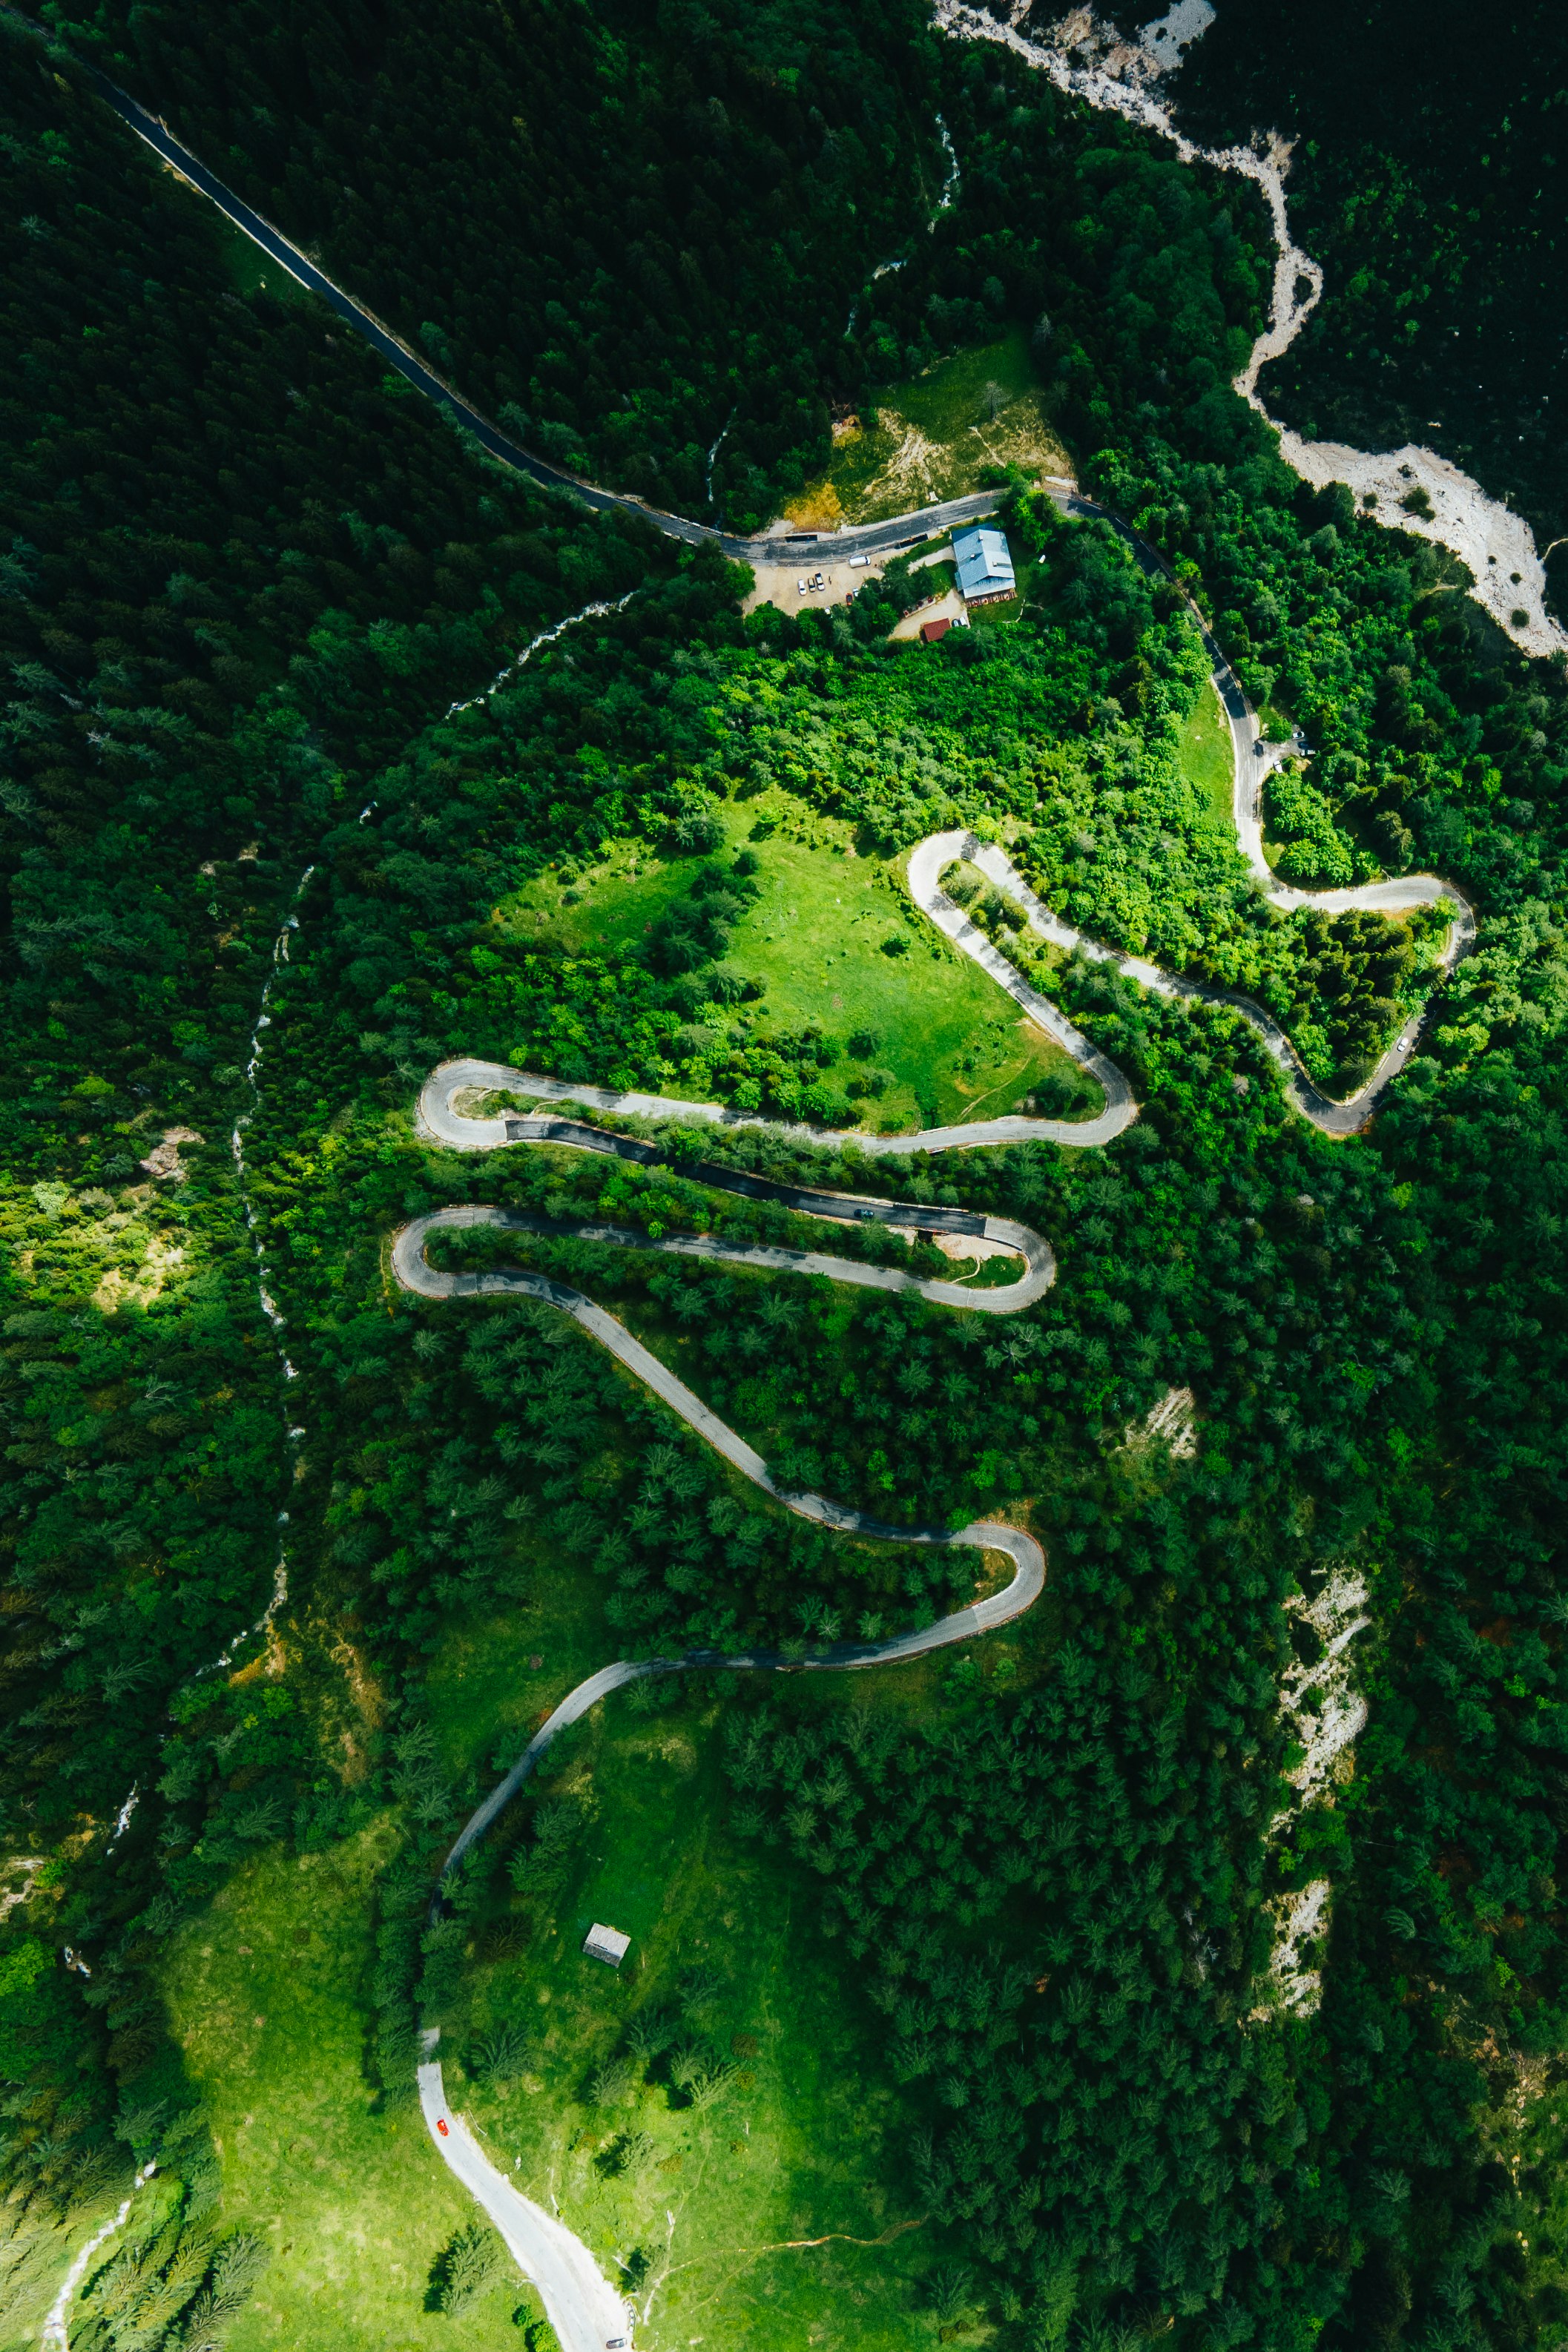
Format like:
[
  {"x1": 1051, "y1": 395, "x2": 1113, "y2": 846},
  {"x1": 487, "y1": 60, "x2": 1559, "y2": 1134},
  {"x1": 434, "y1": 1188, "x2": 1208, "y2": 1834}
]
[{"x1": 418, "y1": 2038, "x2": 633, "y2": 2352}]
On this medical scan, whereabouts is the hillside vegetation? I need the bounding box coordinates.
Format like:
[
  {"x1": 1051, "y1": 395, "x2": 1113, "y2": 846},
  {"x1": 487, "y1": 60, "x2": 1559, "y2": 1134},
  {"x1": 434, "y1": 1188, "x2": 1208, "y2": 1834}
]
[
  {"x1": 44, "y1": 0, "x2": 947, "y2": 531},
  {"x1": 0, "y1": 10, "x2": 1565, "y2": 2352},
  {"x1": 1172, "y1": 0, "x2": 1568, "y2": 626}
]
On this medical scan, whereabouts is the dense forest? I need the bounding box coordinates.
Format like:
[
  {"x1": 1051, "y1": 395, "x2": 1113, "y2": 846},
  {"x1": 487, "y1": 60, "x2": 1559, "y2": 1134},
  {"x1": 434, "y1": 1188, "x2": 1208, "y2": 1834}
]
[
  {"x1": 0, "y1": 19, "x2": 672, "y2": 2333},
  {"x1": 0, "y1": 4, "x2": 1565, "y2": 2350},
  {"x1": 38, "y1": 0, "x2": 949, "y2": 531},
  {"x1": 1165, "y1": 0, "x2": 1568, "y2": 628}
]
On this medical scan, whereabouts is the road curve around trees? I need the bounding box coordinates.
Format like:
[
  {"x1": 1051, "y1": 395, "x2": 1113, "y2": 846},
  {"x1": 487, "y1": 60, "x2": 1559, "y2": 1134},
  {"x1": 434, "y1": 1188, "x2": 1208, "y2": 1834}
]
[
  {"x1": 27, "y1": 1, "x2": 1478, "y2": 1100},
  {"x1": 13, "y1": 21, "x2": 1486, "y2": 2344},
  {"x1": 394, "y1": 1110, "x2": 1053, "y2": 2346},
  {"x1": 401, "y1": 752, "x2": 1472, "y2": 2339},
  {"x1": 22, "y1": 19, "x2": 1000, "y2": 571},
  {"x1": 18, "y1": 10, "x2": 1478, "y2": 1123}
]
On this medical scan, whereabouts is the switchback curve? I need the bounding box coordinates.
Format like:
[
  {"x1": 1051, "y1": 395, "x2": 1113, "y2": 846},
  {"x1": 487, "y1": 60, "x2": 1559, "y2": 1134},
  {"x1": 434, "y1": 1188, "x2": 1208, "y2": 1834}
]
[
  {"x1": 391, "y1": 1131, "x2": 1052, "y2": 1827},
  {"x1": 400, "y1": 537, "x2": 1471, "y2": 2333},
  {"x1": 15, "y1": 17, "x2": 1488, "y2": 2344},
  {"x1": 395, "y1": 1095, "x2": 1050, "y2": 2349},
  {"x1": 909, "y1": 827, "x2": 1473, "y2": 1141},
  {"x1": 391, "y1": 1178, "x2": 1049, "y2": 1808},
  {"x1": 16, "y1": 12, "x2": 1478, "y2": 1139}
]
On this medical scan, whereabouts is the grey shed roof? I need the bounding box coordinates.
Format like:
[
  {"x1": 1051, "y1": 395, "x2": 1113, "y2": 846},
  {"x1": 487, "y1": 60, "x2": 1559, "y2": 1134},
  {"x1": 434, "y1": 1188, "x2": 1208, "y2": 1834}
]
[{"x1": 953, "y1": 525, "x2": 1016, "y2": 599}]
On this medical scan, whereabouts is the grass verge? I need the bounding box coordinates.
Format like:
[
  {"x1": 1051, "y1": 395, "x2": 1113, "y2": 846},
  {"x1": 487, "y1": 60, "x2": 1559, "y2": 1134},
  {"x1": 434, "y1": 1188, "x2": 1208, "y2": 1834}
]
[
  {"x1": 1176, "y1": 676, "x2": 1235, "y2": 829},
  {"x1": 159, "y1": 1827, "x2": 525, "y2": 2352}
]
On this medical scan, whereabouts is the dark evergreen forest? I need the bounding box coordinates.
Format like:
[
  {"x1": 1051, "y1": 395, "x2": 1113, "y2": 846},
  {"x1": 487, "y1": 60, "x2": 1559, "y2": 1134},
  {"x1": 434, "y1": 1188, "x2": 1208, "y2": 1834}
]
[
  {"x1": 40, "y1": 0, "x2": 949, "y2": 530},
  {"x1": 1166, "y1": 0, "x2": 1568, "y2": 628},
  {"x1": 0, "y1": 5, "x2": 1566, "y2": 2350},
  {"x1": 0, "y1": 22, "x2": 671, "y2": 2332}
]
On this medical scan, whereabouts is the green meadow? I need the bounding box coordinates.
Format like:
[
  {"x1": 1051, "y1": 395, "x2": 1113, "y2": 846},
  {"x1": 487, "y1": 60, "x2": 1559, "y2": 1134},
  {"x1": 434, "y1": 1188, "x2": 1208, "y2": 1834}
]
[
  {"x1": 421, "y1": 1638, "x2": 1051, "y2": 2352},
  {"x1": 142, "y1": 1546, "x2": 1055, "y2": 2352},
  {"x1": 158, "y1": 1828, "x2": 526, "y2": 2352},
  {"x1": 1176, "y1": 675, "x2": 1235, "y2": 829},
  {"x1": 783, "y1": 330, "x2": 1073, "y2": 530},
  {"x1": 497, "y1": 788, "x2": 1099, "y2": 1130}
]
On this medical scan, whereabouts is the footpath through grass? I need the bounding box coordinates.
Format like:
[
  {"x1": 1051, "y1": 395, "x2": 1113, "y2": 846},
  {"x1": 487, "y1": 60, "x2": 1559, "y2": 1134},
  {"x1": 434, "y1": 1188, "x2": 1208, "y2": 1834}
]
[{"x1": 498, "y1": 785, "x2": 1098, "y2": 1130}]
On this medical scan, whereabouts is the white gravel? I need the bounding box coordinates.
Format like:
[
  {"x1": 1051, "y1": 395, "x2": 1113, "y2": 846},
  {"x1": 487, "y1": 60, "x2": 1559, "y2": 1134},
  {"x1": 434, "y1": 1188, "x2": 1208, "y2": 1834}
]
[
  {"x1": 1251, "y1": 1567, "x2": 1372, "y2": 2018},
  {"x1": 935, "y1": 0, "x2": 1567, "y2": 656}
]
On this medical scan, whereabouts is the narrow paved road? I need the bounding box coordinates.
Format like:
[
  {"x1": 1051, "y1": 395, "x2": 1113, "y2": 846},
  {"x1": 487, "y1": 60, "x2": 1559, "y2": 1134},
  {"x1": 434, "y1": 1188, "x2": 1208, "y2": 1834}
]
[
  {"x1": 401, "y1": 677, "x2": 1472, "y2": 2336},
  {"x1": 27, "y1": 2, "x2": 1475, "y2": 1109},
  {"x1": 398, "y1": 1190, "x2": 1053, "y2": 1320},
  {"x1": 22, "y1": 11, "x2": 1479, "y2": 1127},
  {"x1": 912, "y1": 824, "x2": 1472, "y2": 1140},
  {"x1": 27, "y1": 24, "x2": 999, "y2": 570},
  {"x1": 417, "y1": 1049, "x2": 1129, "y2": 1159},
  {"x1": 1208, "y1": 654, "x2": 1475, "y2": 1130},
  {"x1": 20, "y1": 23, "x2": 1487, "y2": 2348},
  {"x1": 393, "y1": 1113, "x2": 1049, "y2": 2348},
  {"x1": 418, "y1": 2036, "x2": 632, "y2": 2352},
  {"x1": 420, "y1": 803, "x2": 1467, "y2": 1166}
]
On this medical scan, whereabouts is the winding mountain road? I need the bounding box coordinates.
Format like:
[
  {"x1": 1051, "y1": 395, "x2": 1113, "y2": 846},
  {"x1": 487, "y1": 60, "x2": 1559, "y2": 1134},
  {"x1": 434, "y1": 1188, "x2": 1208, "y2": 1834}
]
[
  {"x1": 395, "y1": 1126, "x2": 1048, "y2": 2349},
  {"x1": 396, "y1": 1108, "x2": 1048, "y2": 2351},
  {"x1": 44, "y1": 53, "x2": 1471, "y2": 2305},
  {"x1": 13, "y1": 21, "x2": 1498, "y2": 2349},
  {"x1": 14, "y1": 18, "x2": 995, "y2": 573},
  {"x1": 14, "y1": 7, "x2": 1479, "y2": 1109},
  {"x1": 399, "y1": 616, "x2": 1472, "y2": 2340}
]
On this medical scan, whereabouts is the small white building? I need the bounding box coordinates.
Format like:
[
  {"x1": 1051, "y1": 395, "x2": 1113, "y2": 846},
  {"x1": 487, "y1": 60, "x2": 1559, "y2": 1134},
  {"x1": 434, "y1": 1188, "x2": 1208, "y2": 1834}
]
[
  {"x1": 583, "y1": 1922, "x2": 631, "y2": 1968},
  {"x1": 953, "y1": 524, "x2": 1016, "y2": 606}
]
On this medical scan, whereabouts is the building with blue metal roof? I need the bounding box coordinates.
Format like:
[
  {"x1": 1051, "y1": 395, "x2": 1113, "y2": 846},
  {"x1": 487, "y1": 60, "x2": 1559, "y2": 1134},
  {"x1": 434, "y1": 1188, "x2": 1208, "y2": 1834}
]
[{"x1": 952, "y1": 524, "x2": 1016, "y2": 606}]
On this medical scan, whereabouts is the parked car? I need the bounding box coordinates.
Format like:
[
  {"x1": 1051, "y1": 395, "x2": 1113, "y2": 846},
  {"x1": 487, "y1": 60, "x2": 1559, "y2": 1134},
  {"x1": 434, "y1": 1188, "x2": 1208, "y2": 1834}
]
[{"x1": 849, "y1": 553, "x2": 869, "y2": 568}]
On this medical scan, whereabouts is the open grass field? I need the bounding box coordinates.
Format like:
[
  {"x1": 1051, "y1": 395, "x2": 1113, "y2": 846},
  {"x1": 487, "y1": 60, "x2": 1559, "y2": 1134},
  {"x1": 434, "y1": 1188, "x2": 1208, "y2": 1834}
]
[
  {"x1": 1176, "y1": 675, "x2": 1235, "y2": 829},
  {"x1": 139, "y1": 1339, "x2": 1061, "y2": 2352},
  {"x1": 212, "y1": 211, "x2": 310, "y2": 305},
  {"x1": 158, "y1": 1827, "x2": 530, "y2": 2352},
  {"x1": 496, "y1": 785, "x2": 1100, "y2": 1129},
  {"x1": 426, "y1": 1551, "x2": 615, "y2": 1791},
  {"x1": 425, "y1": 1656, "x2": 1040, "y2": 2352},
  {"x1": 783, "y1": 331, "x2": 1073, "y2": 530}
]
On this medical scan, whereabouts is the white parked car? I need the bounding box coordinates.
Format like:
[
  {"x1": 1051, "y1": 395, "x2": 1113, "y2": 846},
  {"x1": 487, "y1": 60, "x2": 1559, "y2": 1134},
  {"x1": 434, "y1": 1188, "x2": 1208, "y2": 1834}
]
[
  {"x1": 797, "y1": 577, "x2": 808, "y2": 593},
  {"x1": 849, "y1": 553, "x2": 869, "y2": 568}
]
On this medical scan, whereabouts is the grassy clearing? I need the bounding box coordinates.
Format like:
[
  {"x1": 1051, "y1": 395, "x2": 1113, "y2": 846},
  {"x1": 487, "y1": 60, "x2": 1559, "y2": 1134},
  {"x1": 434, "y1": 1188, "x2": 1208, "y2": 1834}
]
[
  {"x1": 425, "y1": 1551, "x2": 615, "y2": 1787},
  {"x1": 158, "y1": 1828, "x2": 527, "y2": 2352},
  {"x1": 425, "y1": 1667, "x2": 1028, "y2": 2352},
  {"x1": 495, "y1": 786, "x2": 1098, "y2": 1129},
  {"x1": 142, "y1": 1460, "x2": 1058, "y2": 2352},
  {"x1": 213, "y1": 214, "x2": 311, "y2": 306},
  {"x1": 784, "y1": 331, "x2": 1072, "y2": 527},
  {"x1": 1176, "y1": 675, "x2": 1235, "y2": 829}
]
